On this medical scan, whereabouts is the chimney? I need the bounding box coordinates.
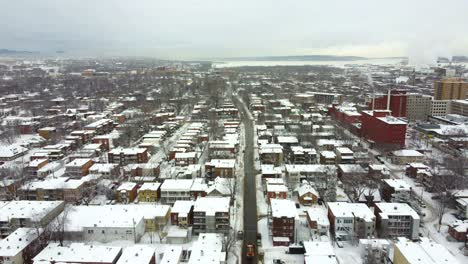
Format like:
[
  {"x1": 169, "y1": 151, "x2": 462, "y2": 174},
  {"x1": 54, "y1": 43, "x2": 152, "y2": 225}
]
[{"x1": 386, "y1": 89, "x2": 391, "y2": 111}]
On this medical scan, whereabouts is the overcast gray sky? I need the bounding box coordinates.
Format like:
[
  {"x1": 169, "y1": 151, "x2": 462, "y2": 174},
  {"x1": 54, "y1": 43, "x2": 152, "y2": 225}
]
[{"x1": 1, "y1": 0, "x2": 467, "y2": 62}]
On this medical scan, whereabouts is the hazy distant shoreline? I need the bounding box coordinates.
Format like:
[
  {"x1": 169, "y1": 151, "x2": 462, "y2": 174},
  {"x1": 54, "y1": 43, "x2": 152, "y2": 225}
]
[{"x1": 213, "y1": 57, "x2": 404, "y2": 68}]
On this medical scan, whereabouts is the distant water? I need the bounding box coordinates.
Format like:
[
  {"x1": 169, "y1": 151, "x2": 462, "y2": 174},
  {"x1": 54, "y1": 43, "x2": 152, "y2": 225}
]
[{"x1": 213, "y1": 58, "x2": 403, "y2": 68}]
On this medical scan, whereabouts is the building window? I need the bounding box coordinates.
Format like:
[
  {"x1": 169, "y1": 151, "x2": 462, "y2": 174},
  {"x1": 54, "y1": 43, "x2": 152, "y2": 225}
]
[{"x1": 88, "y1": 230, "x2": 94, "y2": 234}]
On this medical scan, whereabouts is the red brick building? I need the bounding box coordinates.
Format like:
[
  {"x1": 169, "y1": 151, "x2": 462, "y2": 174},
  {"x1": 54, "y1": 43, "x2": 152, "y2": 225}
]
[
  {"x1": 360, "y1": 110, "x2": 407, "y2": 147},
  {"x1": 270, "y1": 199, "x2": 297, "y2": 246},
  {"x1": 369, "y1": 90, "x2": 408, "y2": 117},
  {"x1": 448, "y1": 220, "x2": 468, "y2": 242}
]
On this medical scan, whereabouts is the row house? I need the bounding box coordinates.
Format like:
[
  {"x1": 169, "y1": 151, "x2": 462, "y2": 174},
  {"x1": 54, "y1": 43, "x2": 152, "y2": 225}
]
[
  {"x1": 259, "y1": 144, "x2": 284, "y2": 166},
  {"x1": 160, "y1": 179, "x2": 194, "y2": 205},
  {"x1": 171, "y1": 200, "x2": 194, "y2": 227},
  {"x1": 84, "y1": 118, "x2": 114, "y2": 135},
  {"x1": 138, "y1": 182, "x2": 161, "y2": 202},
  {"x1": 284, "y1": 164, "x2": 336, "y2": 190},
  {"x1": 64, "y1": 158, "x2": 94, "y2": 178},
  {"x1": 70, "y1": 130, "x2": 95, "y2": 145},
  {"x1": 205, "y1": 159, "x2": 236, "y2": 180},
  {"x1": 174, "y1": 152, "x2": 198, "y2": 167},
  {"x1": 335, "y1": 147, "x2": 354, "y2": 164},
  {"x1": 108, "y1": 147, "x2": 149, "y2": 166},
  {"x1": 193, "y1": 197, "x2": 230, "y2": 235},
  {"x1": 208, "y1": 140, "x2": 237, "y2": 158},
  {"x1": 18, "y1": 177, "x2": 86, "y2": 203},
  {"x1": 290, "y1": 146, "x2": 317, "y2": 164},
  {"x1": 266, "y1": 183, "x2": 288, "y2": 203},
  {"x1": 116, "y1": 182, "x2": 138, "y2": 204},
  {"x1": 25, "y1": 158, "x2": 48, "y2": 177}
]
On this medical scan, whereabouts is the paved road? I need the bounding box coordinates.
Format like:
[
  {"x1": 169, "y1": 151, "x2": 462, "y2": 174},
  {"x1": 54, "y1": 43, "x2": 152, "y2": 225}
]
[{"x1": 234, "y1": 95, "x2": 258, "y2": 264}]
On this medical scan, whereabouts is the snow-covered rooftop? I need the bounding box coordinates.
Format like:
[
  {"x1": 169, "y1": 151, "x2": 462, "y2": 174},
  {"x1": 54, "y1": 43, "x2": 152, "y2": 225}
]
[
  {"x1": 0, "y1": 200, "x2": 64, "y2": 222},
  {"x1": 194, "y1": 197, "x2": 229, "y2": 216},
  {"x1": 33, "y1": 243, "x2": 122, "y2": 263},
  {"x1": 375, "y1": 202, "x2": 419, "y2": 219},
  {"x1": 0, "y1": 228, "x2": 41, "y2": 257},
  {"x1": 384, "y1": 179, "x2": 411, "y2": 191},
  {"x1": 394, "y1": 237, "x2": 460, "y2": 264},
  {"x1": 270, "y1": 199, "x2": 297, "y2": 218},
  {"x1": 328, "y1": 202, "x2": 374, "y2": 221},
  {"x1": 116, "y1": 245, "x2": 155, "y2": 264},
  {"x1": 161, "y1": 179, "x2": 194, "y2": 192}
]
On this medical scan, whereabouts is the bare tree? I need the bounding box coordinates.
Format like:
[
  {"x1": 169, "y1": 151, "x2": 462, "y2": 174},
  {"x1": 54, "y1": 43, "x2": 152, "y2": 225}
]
[
  {"x1": 341, "y1": 167, "x2": 379, "y2": 202},
  {"x1": 50, "y1": 206, "x2": 73, "y2": 246},
  {"x1": 223, "y1": 228, "x2": 238, "y2": 260}
]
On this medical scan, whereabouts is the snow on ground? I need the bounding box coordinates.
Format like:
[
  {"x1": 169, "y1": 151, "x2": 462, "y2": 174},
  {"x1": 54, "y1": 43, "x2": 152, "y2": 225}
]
[
  {"x1": 259, "y1": 217, "x2": 305, "y2": 264},
  {"x1": 335, "y1": 242, "x2": 363, "y2": 264}
]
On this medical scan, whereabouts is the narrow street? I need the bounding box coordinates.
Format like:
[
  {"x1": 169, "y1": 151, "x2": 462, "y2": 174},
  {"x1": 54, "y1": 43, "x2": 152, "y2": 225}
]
[{"x1": 233, "y1": 94, "x2": 258, "y2": 264}]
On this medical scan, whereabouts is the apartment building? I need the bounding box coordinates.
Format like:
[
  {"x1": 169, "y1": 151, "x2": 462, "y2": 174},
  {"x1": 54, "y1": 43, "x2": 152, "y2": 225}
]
[
  {"x1": 18, "y1": 177, "x2": 85, "y2": 203},
  {"x1": 0, "y1": 228, "x2": 43, "y2": 264},
  {"x1": 393, "y1": 237, "x2": 460, "y2": 264},
  {"x1": 116, "y1": 182, "x2": 138, "y2": 204},
  {"x1": 205, "y1": 159, "x2": 236, "y2": 180},
  {"x1": 450, "y1": 99, "x2": 468, "y2": 116},
  {"x1": 382, "y1": 179, "x2": 412, "y2": 203},
  {"x1": 108, "y1": 147, "x2": 148, "y2": 165},
  {"x1": 193, "y1": 197, "x2": 230, "y2": 234},
  {"x1": 64, "y1": 158, "x2": 94, "y2": 178},
  {"x1": 375, "y1": 203, "x2": 420, "y2": 240},
  {"x1": 431, "y1": 100, "x2": 451, "y2": 117},
  {"x1": 0, "y1": 201, "x2": 65, "y2": 238},
  {"x1": 406, "y1": 94, "x2": 431, "y2": 121},
  {"x1": 171, "y1": 200, "x2": 194, "y2": 227},
  {"x1": 259, "y1": 144, "x2": 284, "y2": 166},
  {"x1": 271, "y1": 199, "x2": 297, "y2": 246},
  {"x1": 83, "y1": 118, "x2": 114, "y2": 135},
  {"x1": 327, "y1": 202, "x2": 375, "y2": 241},
  {"x1": 33, "y1": 243, "x2": 122, "y2": 264},
  {"x1": 138, "y1": 182, "x2": 161, "y2": 202},
  {"x1": 160, "y1": 179, "x2": 194, "y2": 205},
  {"x1": 434, "y1": 78, "x2": 468, "y2": 100}
]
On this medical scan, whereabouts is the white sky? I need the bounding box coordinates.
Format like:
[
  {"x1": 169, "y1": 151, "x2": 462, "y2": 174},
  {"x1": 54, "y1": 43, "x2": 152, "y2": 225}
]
[{"x1": 1, "y1": 0, "x2": 468, "y2": 62}]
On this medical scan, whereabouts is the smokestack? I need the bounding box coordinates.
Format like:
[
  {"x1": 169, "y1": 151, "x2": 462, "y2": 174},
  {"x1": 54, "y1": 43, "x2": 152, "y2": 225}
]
[{"x1": 386, "y1": 89, "x2": 391, "y2": 111}]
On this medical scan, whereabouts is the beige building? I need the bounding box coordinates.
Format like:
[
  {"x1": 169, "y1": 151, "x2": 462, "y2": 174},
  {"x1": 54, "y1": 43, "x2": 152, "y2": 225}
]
[
  {"x1": 393, "y1": 237, "x2": 460, "y2": 264},
  {"x1": 434, "y1": 78, "x2": 468, "y2": 100},
  {"x1": 406, "y1": 94, "x2": 431, "y2": 121},
  {"x1": 430, "y1": 100, "x2": 451, "y2": 116},
  {"x1": 450, "y1": 100, "x2": 468, "y2": 116}
]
